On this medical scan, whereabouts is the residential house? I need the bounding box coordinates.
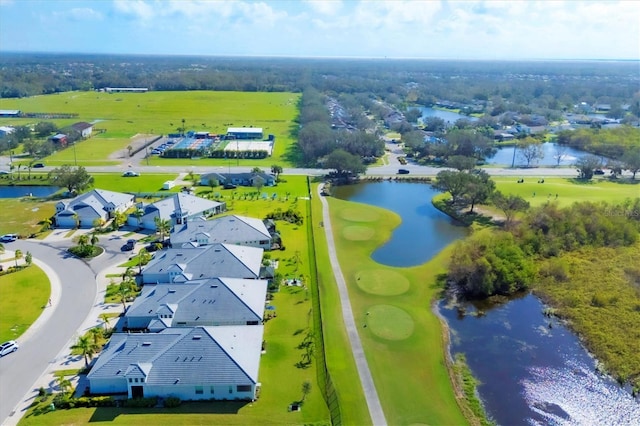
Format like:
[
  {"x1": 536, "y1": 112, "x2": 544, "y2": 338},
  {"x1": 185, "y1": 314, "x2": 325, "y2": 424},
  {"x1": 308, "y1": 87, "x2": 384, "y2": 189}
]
[
  {"x1": 54, "y1": 189, "x2": 134, "y2": 228},
  {"x1": 200, "y1": 172, "x2": 275, "y2": 188},
  {"x1": 127, "y1": 193, "x2": 226, "y2": 230},
  {"x1": 87, "y1": 325, "x2": 263, "y2": 400},
  {"x1": 71, "y1": 122, "x2": 93, "y2": 138},
  {"x1": 50, "y1": 133, "x2": 68, "y2": 147},
  {"x1": 170, "y1": 215, "x2": 272, "y2": 250},
  {"x1": 0, "y1": 126, "x2": 13, "y2": 138},
  {"x1": 141, "y1": 243, "x2": 264, "y2": 284},
  {"x1": 123, "y1": 278, "x2": 267, "y2": 331}
]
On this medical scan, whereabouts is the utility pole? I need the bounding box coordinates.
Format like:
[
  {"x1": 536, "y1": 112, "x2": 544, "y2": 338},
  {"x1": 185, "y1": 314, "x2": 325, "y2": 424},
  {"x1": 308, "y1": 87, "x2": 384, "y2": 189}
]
[{"x1": 73, "y1": 141, "x2": 77, "y2": 166}]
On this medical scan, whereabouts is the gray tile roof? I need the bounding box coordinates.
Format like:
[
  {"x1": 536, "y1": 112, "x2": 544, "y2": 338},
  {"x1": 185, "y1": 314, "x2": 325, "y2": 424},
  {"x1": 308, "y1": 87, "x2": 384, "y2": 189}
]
[
  {"x1": 142, "y1": 243, "x2": 263, "y2": 281},
  {"x1": 171, "y1": 215, "x2": 271, "y2": 246},
  {"x1": 137, "y1": 193, "x2": 224, "y2": 223},
  {"x1": 125, "y1": 278, "x2": 267, "y2": 327},
  {"x1": 58, "y1": 189, "x2": 133, "y2": 215},
  {"x1": 88, "y1": 326, "x2": 263, "y2": 385}
]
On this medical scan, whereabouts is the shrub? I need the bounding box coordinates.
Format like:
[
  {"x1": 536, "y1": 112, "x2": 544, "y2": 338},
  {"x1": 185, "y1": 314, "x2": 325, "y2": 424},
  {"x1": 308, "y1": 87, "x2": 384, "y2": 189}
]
[
  {"x1": 164, "y1": 396, "x2": 181, "y2": 408},
  {"x1": 124, "y1": 397, "x2": 158, "y2": 408}
]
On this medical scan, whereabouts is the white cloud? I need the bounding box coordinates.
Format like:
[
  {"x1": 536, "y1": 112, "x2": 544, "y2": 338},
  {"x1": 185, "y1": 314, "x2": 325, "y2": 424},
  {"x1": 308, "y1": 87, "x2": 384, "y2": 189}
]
[
  {"x1": 113, "y1": 0, "x2": 156, "y2": 21},
  {"x1": 304, "y1": 0, "x2": 343, "y2": 16}
]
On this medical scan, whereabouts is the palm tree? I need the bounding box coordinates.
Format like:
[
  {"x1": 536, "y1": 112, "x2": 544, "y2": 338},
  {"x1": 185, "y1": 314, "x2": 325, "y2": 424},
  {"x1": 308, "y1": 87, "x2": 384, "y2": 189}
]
[
  {"x1": 99, "y1": 313, "x2": 111, "y2": 331},
  {"x1": 88, "y1": 326, "x2": 103, "y2": 345},
  {"x1": 154, "y1": 217, "x2": 171, "y2": 242},
  {"x1": 25, "y1": 251, "x2": 32, "y2": 265},
  {"x1": 90, "y1": 232, "x2": 99, "y2": 246},
  {"x1": 271, "y1": 164, "x2": 282, "y2": 181},
  {"x1": 137, "y1": 248, "x2": 151, "y2": 275},
  {"x1": 16, "y1": 164, "x2": 22, "y2": 180},
  {"x1": 127, "y1": 145, "x2": 133, "y2": 157},
  {"x1": 301, "y1": 381, "x2": 312, "y2": 402},
  {"x1": 41, "y1": 217, "x2": 52, "y2": 232},
  {"x1": 70, "y1": 335, "x2": 99, "y2": 368},
  {"x1": 117, "y1": 280, "x2": 136, "y2": 312},
  {"x1": 133, "y1": 208, "x2": 144, "y2": 229},
  {"x1": 111, "y1": 210, "x2": 127, "y2": 231},
  {"x1": 56, "y1": 374, "x2": 73, "y2": 394},
  {"x1": 14, "y1": 249, "x2": 22, "y2": 267},
  {"x1": 72, "y1": 212, "x2": 80, "y2": 229},
  {"x1": 77, "y1": 234, "x2": 89, "y2": 248},
  {"x1": 27, "y1": 162, "x2": 33, "y2": 180}
]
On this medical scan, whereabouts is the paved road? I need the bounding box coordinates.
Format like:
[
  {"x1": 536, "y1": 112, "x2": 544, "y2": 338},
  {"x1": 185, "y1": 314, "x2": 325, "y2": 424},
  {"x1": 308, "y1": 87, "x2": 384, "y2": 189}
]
[
  {"x1": 0, "y1": 237, "x2": 130, "y2": 425},
  {"x1": 317, "y1": 184, "x2": 387, "y2": 426}
]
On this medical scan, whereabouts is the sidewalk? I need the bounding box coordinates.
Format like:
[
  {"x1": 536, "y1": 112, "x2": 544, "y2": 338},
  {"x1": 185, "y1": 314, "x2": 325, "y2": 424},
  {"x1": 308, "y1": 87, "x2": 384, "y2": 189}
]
[{"x1": 2, "y1": 258, "x2": 130, "y2": 426}]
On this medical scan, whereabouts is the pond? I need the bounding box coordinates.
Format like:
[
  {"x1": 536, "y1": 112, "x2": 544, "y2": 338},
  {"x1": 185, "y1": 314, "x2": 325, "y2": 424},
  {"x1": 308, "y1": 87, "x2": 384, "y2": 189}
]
[
  {"x1": 410, "y1": 106, "x2": 479, "y2": 125},
  {"x1": 0, "y1": 185, "x2": 60, "y2": 198},
  {"x1": 332, "y1": 181, "x2": 467, "y2": 267},
  {"x1": 439, "y1": 294, "x2": 640, "y2": 425},
  {"x1": 487, "y1": 142, "x2": 596, "y2": 167}
]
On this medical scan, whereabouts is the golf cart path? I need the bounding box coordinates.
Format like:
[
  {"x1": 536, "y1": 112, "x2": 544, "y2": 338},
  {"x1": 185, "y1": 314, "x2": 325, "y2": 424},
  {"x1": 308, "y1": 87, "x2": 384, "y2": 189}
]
[{"x1": 317, "y1": 184, "x2": 387, "y2": 426}]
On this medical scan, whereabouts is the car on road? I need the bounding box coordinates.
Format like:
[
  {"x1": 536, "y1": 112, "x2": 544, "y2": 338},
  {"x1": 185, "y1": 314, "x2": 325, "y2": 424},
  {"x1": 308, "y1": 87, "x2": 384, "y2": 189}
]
[
  {"x1": 0, "y1": 340, "x2": 19, "y2": 357},
  {"x1": 122, "y1": 171, "x2": 140, "y2": 177},
  {"x1": 0, "y1": 170, "x2": 9, "y2": 175},
  {"x1": 397, "y1": 169, "x2": 410, "y2": 174},
  {"x1": 0, "y1": 234, "x2": 18, "y2": 242},
  {"x1": 121, "y1": 239, "x2": 137, "y2": 251},
  {"x1": 32, "y1": 162, "x2": 45, "y2": 168}
]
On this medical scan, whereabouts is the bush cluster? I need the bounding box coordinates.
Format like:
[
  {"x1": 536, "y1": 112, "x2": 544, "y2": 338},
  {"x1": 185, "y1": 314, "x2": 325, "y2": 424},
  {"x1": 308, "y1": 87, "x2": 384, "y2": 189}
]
[
  {"x1": 51, "y1": 394, "x2": 116, "y2": 409},
  {"x1": 265, "y1": 208, "x2": 303, "y2": 225}
]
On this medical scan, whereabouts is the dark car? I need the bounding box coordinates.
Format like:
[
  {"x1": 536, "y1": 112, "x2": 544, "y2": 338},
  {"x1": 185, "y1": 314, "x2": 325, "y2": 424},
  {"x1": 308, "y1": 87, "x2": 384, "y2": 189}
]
[
  {"x1": 594, "y1": 169, "x2": 605, "y2": 175},
  {"x1": 32, "y1": 162, "x2": 45, "y2": 168},
  {"x1": 121, "y1": 239, "x2": 136, "y2": 251},
  {"x1": 223, "y1": 183, "x2": 237, "y2": 189},
  {"x1": 397, "y1": 169, "x2": 410, "y2": 175}
]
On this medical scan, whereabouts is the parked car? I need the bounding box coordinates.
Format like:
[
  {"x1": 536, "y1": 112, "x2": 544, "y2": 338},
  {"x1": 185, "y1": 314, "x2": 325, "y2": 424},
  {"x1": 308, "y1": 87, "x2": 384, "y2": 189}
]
[
  {"x1": 0, "y1": 340, "x2": 19, "y2": 357},
  {"x1": 223, "y1": 183, "x2": 237, "y2": 189},
  {"x1": 0, "y1": 170, "x2": 9, "y2": 175},
  {"x1": 122, "y1": 171, "x2": 140, "y2": 177},
  {"x1": 0, "y1": 234, "x2": 18, "y2": 242},
  {"x1": 397, "y1": 169, "x2": 410, "y2": 174},
  {"x1": 594, "y1": 169, "x2": 605, "y2": 175},
  {"x1": 32, "y1": 162, "x2": 45, "y2": 168},
  {"x1": 121, "y1": 239, "x2": 136, "y2": 251}
]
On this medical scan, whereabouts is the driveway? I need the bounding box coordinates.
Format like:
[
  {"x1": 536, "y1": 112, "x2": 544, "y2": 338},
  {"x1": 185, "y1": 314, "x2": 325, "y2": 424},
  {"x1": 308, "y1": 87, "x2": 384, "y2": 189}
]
[{"x1": 0, "y1": 236, "x2": 132, "y2": 425}]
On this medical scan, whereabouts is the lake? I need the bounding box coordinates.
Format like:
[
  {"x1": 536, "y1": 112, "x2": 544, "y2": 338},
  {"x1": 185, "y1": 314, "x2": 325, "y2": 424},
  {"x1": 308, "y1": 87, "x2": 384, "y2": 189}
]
[
  {"x1": 332, "y1": 181, "x2": 466, "y2": 267},
  {"x1": 411, "y1": 106, "x2": 478, "y2": 125},
  {"x1": 335, "y1": 181, "x2": 640, "y2": 424},
  {"x1": 439, "y1": 295, "x2": 640, "y2": 425},
  {"x1": 487, "y1": 142, "x2": 595, "y2": 167},
  {"x1": 0, "y1": 185, "x2": 60, "y2": 198}
]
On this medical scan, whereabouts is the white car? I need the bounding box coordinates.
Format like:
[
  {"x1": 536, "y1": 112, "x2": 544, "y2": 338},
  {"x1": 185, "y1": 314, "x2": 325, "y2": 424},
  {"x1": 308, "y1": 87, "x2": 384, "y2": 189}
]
[
  {"x1": 0, "y1": 234, "x2": 18, "y2": 242},
  {"x1": 0, "y1": 340, "x2": 18, "y2": 357},
  {"x1": 122, "y1": 171, "x2": 140, "y2": 177}
]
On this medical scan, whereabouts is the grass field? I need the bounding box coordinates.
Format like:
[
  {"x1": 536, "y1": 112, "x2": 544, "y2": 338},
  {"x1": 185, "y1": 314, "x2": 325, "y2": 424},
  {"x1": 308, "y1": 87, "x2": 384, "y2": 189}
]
[
  {"x1": 0, "y1": 91, "x2": 300, "y2": 166},
  {"x1": 0, "y1": 197, "x2": 56, "y2": 236},
  {"x1": 0, "y1": 264, "x2": 50, "y2": 342},
  {"x1": 325, "y1": 196, "x2": 468, "y2": 425}
]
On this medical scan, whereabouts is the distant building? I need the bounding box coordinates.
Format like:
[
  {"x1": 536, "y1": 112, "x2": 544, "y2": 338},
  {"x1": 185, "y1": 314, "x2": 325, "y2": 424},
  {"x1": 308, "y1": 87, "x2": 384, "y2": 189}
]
[
  {"x1": 71, "y1": 122, "x2": 93, "y2": 138},
  {"x1": 0, "y1": 126, "x2": 14, "y2": 137},
  {"x1": 0, "y1": 110, "x2": 20, "y2": 117},
  {"x1": 226, "y1": 127, "x2": 263, "y2": 140},
  {"x1": 103, "y1": 87, "x2": 148, "y2": 93},
  {"x1": 50, "y1": 133, "x2": 68, "y2": 146},
  {"x1": 200, "y1": 171, "x2": 275, "y2": 188},
  {"x1": 87, "y1": 325, "x2": 263, "y2": 400}
]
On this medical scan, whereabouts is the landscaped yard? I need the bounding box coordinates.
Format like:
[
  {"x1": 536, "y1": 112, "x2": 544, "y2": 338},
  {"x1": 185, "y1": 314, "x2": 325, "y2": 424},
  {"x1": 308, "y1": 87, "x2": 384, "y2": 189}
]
[
  {"x1": 0, "y1": 265, "x2": 50, "y2": 342},
  {"x1": 0, "y1": 91, "x2": 300, "y2": 167},
  {"x1": 0, "y1": 198, "x2": 56, "y2": 237}
]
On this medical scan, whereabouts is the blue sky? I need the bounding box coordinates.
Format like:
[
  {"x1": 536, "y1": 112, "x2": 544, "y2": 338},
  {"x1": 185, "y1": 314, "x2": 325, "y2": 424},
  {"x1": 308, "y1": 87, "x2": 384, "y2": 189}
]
[{"x1": 0, "y1": 0, "x2": 638, "y2": 60}]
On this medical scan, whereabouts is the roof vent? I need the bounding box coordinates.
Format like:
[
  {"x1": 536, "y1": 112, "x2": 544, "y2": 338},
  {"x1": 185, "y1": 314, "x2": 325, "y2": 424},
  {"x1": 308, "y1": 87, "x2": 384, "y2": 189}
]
[
  {"x1": 210, "y1": 285, "x2": 218, "y2": 288},
  {"x1": 168, "y1": 289, "x2": 176, "y2": 293},
  {"x1": 142, "y1": 342, "x2": 152, "y2": 346},
  {"x1": 193, "y1": 335, "x2": 202, "y2": 340}
]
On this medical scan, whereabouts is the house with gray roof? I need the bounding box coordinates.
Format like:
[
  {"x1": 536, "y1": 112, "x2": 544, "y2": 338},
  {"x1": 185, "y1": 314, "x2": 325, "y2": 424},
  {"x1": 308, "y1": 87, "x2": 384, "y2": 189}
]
[
  {"x1": 200, "y1": 172, "x2": 275, "y2": 188},
  {"x1": 87, "y1": 325, "x2": 263, "y2": 400},
  {"x1": 54, "y1": 189, "x2": 135, "y2": 228},
  {"x1": 124, "y1": 278, "x2": 267, "y2": 331},
  {"x1": 127, "y1": 193, "x2": 225, "y2": 231},
  {"x1": 170, "y1": 215, "x2": 272, "y2": 250},
  {"x1": 141, "y1": 243, "x2": 264, "y2": 284}
]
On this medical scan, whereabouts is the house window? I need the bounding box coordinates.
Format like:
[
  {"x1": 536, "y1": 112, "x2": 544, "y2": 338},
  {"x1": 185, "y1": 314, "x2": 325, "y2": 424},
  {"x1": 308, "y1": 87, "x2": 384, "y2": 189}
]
[
  {"x1": 128, "y1": 378, "x2": 133, "y2": 383},
  {"x1": 260, "y1": 240, "x2": 269, "y2": 245},
  {"x1": 237, "y1": 385, "x2": 252, "y2": 392},
  {"x1": 141, "y1": 378, "x2": 144, "y2": 383},
  {"x1": 195, "y1": 386, "x2": 203, "y2": 395},
  {"x1": 210, "y1": 386, "x2": 215, "y2": 394},
  {"x1": 134, "y1": 378, "x2": 138, "y2": 383}
]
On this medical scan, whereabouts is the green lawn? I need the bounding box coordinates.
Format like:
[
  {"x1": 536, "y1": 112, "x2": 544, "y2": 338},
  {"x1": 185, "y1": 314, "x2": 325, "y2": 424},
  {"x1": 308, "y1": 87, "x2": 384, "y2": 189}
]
[
  {"x1": 0, "y1": 198, "x2": 56, "y2": 237},
  {"x1": 493, "y1": 176, "x2": 640, "y2": 207},
  {"x1": 0, "y1": 91, "x2": 300, "y2": 166},
  {"x1": 325, "y1": 197, "x2": 468, "y2": 425},
  {"x1": 91, "y1": 173, "x2": 182, "y2": 194},
  {"x1": 0, "y1": 265, "x2": 50, "y2": 342}
]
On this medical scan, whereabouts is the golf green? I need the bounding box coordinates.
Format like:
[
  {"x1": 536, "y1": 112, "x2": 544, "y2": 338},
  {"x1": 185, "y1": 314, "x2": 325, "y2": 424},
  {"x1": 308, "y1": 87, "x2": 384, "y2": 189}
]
[
  {"x1": 355, "y1": 269, "x2": 410, "y2": 296},
  {"x1": 343, "y1": 225, "x2": 375, "y2": 241},
  {"x1": 340, "y1": 207, "x2": 380, "y2": 222},
  {"x1": 366, "y1": 304, "x2": 415, "y2": 341}
]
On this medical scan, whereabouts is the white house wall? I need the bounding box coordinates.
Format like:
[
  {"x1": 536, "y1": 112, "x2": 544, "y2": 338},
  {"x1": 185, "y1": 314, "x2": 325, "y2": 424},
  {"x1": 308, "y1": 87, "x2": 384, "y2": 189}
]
[
  {"x1": 138, "y1": 383, "x2": 256, "y2": 401},
  {"x1": 90, "y1": 377, "x2": 128, "y2": 395}
]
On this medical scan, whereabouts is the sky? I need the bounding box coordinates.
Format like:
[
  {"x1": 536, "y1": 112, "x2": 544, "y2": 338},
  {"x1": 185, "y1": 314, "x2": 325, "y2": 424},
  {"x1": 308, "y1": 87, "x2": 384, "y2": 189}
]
[{"x1": 0, "y1": 0, "x2": 639, "y2": 60}]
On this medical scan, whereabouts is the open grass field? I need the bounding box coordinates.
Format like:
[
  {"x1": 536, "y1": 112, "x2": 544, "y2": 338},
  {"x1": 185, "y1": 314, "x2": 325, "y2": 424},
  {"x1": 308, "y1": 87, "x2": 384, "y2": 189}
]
[
  {"x1": 91, "y1": 173, "x2": 182, "y2": 194},
  {"x1": 324, "y1": 196, "x2": 468, "y2": 425},
  {"x1": 0, "y1": 91, "x2": 300, "y2": 166},
  {"x1": 493, "y1": 176, "x2": 640, "y2": 207},
  {"x1": 0, "y1": 264, "x2": 50, "y2": 342},
  {"x1": 0, "y1": 197, "x2": 56, "y2": 236}
]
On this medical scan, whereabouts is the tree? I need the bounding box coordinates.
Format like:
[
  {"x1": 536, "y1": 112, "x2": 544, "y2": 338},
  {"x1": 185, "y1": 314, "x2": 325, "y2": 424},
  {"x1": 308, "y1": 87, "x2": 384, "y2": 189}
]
[
  {"x1": 434, "y1": 170, "x2": 472, "y2": 203},
  {"x1": 251, "y1": 167, "x2": 263, "y2": 174},
  {"x1": 423, "y1": 116, "x2": 446, "y2": 132},
  {"x1": 90, "y1": 232, "x2": 99, "y2": 247},
  {"x1": 127, "y1": 145, "x2": 133, "y2": 157},
  {"x1": 77, "y1": 234, "x2": 89, "y2": 248},
  {"x1": 88, "y1": 326, "x2": 103, "y2": 345},
  {"x1": 14, "y1": 249, "x2": 22, "y2": 267},
  {"x1": 271, "y1": 164, "x2": 283, "y2": 181},
  {"x1": 56, "y1": 374, "x2": 73, "y2": 394},
  {"x1": 70, "y1": 335, "x2": 99, "y2": 368},
  {"x1": 154, "y1": 217, "x2": 171, "y2": 241},
  {"x1": 137, "y1": 248, "x2": 151, "y2": 275},
  {"x1": 41, "y1": 217, "x2": 52, "y2": 232},
  {"x1": 623, "y1": 147, "x2": 640, "y2": 180},
  {"x1": 301, "y1": 380, "x2": 312, "y2": 402},
  {"x1": 117, "y1": 280, "x2": 137, "y2": 312},
  {"x1": 34, "y1": 122, "x2": 57, "y2": 138},
  {"x1": 575, "y1": 155, "x2": 602, "y2": 180},
  {"x1": 111, "y1": 210, "x2": 127, "y2": 231},
  {"x1": 462, "y1": 170, "x2": 496, "y2": 213},
  {"x1": 446, "y1": 155, "x2": 477, "y2": 171},
  {"x1": 133, "y1": 208, "x2": 144, "y2": 229},
  {"x1": 25, "y1": 251, "x2": 32, "y2": 266},
  {"x1": 253, "y1": 175, "x2": 265, "y2": 193},
  {"x1": 517, "y1": 138, "x2": 544, "y2": 167},
  {"x1": 492, "y1": 191, "x2": 530, "y2": 228},
  {"x1": 48, "y1": 165, "x2": 94, "y2": 193},
  {"x1": 99, "y1": 313, "x2": 112, "y2": 331},
  {"x1": 323, "y1": 149, "x2": 366, "y2": 177},
  {"x1": 404, "y1": 108, "x2": 422, "y2": 123},
  {"x1": 554, "y1": 144, "x2": 568, "y2": 166}
]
